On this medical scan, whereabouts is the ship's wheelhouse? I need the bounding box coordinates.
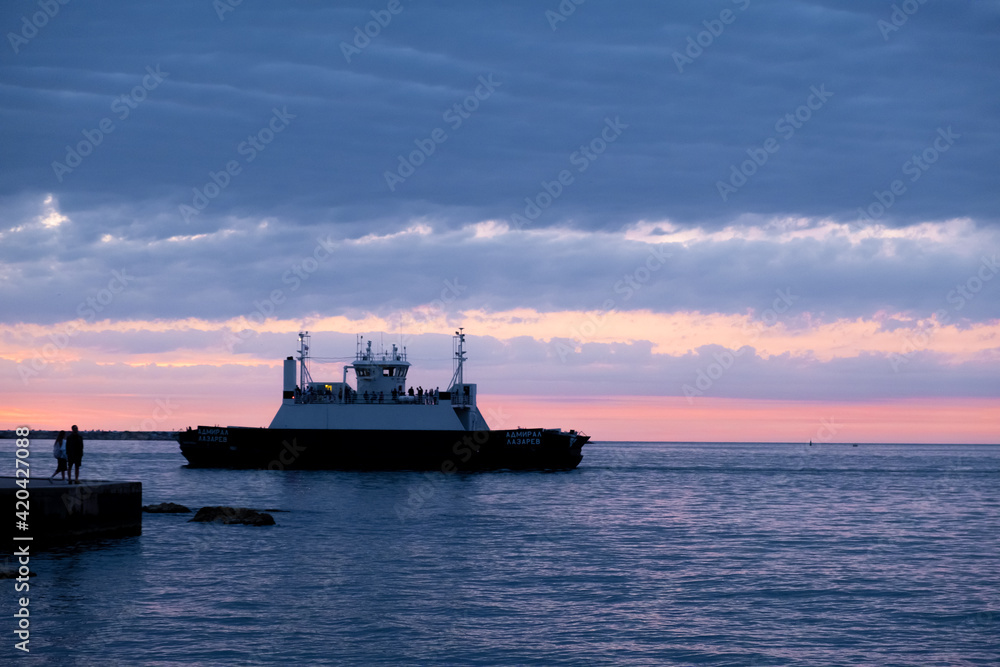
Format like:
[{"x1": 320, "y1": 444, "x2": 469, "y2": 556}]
[{"x1": 349, "y1": 340, "x2": 412, "y2": 399}]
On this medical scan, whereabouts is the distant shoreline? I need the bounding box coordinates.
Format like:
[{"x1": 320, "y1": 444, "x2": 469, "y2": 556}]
[{"x1": 0, "y1": 430, "x2": 178, "y2": 441}]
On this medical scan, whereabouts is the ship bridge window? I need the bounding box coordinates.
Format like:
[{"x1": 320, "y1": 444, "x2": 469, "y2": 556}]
[
  {"x1": 356, "y1": 368, "x2": 371, "y2": 377},
  {"x1": 383, "y1": 368, "x2": 393, "y2": 377}
]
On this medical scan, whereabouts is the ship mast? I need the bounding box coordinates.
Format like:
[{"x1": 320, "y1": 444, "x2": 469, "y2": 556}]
[
  {"x1": 449, "y1": 328, "x2": 466, "y2": 391},
  {"x1": 298, "y1": 331, "x2": 313, "y2": 389}
]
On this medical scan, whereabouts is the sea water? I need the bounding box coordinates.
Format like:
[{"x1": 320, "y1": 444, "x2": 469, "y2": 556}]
[{"x1": 1, "y1": 440, "x2": 998, "y2": 666}]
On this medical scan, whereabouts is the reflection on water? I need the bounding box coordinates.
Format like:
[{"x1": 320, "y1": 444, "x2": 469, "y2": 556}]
[{"x1": 1, "y1": 441, "x2": 997, "y2": 665}]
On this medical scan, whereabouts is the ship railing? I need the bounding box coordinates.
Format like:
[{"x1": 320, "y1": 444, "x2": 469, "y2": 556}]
[
  {"x1": 355, "y1": 351, "x2": 408, "y2": 362},
  {"x1": 296, "y1": 393, "x2": 442, "y2": 406}
]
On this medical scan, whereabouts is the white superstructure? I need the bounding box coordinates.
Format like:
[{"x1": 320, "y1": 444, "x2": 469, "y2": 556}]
[{"x1": 268, "y1": 329, "x2": 489, "y2": 431}]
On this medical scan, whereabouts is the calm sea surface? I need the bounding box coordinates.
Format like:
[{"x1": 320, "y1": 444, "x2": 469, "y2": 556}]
[{"x1": 2, "y1": 440, "x2": 998, "y2": 666}]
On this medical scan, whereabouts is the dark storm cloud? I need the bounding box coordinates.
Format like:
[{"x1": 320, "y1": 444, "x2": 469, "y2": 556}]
[
  {"x1": 2, "y1": 214, "x2": 997, "y2": 325},
  {"x1": 1, "y1": 0, "x2": 997, "y2": 240}
]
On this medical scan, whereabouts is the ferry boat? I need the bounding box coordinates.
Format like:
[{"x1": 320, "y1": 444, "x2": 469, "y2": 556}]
[{"x1": 178, "y1": 330, "x2": 589, "y2": 470}]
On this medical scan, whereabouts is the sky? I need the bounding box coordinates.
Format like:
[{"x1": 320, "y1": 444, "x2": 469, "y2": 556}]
[{"x1": 1, "y1": 0, "x2": 998, "y2": 443}]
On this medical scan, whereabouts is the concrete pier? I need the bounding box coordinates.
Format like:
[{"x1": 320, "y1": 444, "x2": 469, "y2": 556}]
[{"x1": 1, "y1": 477, "x2": 142, "y2": 546}]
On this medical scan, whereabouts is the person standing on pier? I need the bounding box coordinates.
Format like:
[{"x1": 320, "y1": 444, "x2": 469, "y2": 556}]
[
  {"x1": 65, "y1": 425, "x2": 84, "y2": 484},
  {"x1": 50, "y1": 430, "x2": 68, "y2": 481}
]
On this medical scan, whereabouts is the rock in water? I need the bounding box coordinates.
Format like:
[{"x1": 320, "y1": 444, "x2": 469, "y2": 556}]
[
  {"x1": 189, "y1": 506, "x2": 275, "y2": 526},
  {"x1": 143, "y1": 502, "x2": 191, "y2": 513}
]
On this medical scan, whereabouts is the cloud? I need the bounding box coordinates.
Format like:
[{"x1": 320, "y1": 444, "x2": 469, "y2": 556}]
[
  {"x1": 1, "y1": 0, "x2": 997, "y2": 233},
  {"x1": 2, "y1": 1, "x2": 997, "y2": 438},
  {"x1": 4, "y1": 319, "x2": 999, "y2": 402},
  {"x1": 2, "y1": 200, "x2": 997, "y2": 325}
]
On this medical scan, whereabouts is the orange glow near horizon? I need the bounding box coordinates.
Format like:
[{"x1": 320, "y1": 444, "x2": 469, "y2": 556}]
[
  {"x1": 3, "y1": 393, "x2": 997, "y2": 445},
  {"x1": 3, "y1": 311, "x2": 997, "y2": 444},
  {"x1": 2, "y1": 310, "x2": 999, "y2": 366},
  {"x1": 479, "y1": 395, "x2": 1000, "y2": 444}
]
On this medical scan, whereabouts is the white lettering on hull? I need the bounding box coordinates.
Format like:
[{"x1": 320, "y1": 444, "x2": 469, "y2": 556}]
[
  {"x1": 199, "y1": 427, "x2": 229, "y2": 443},
  {"x1": 506, "y1": 430, "x2": 542, "y2": 446}
]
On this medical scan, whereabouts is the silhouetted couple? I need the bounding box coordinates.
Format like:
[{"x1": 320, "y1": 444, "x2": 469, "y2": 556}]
[{"x1": 51, "y1": 425, "x2": 84, "y2": 483}]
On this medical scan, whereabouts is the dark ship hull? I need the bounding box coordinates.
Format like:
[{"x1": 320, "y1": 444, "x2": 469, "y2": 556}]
[{"x1": 178, "y1": 425, "x2": 588, "y2": 471}]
